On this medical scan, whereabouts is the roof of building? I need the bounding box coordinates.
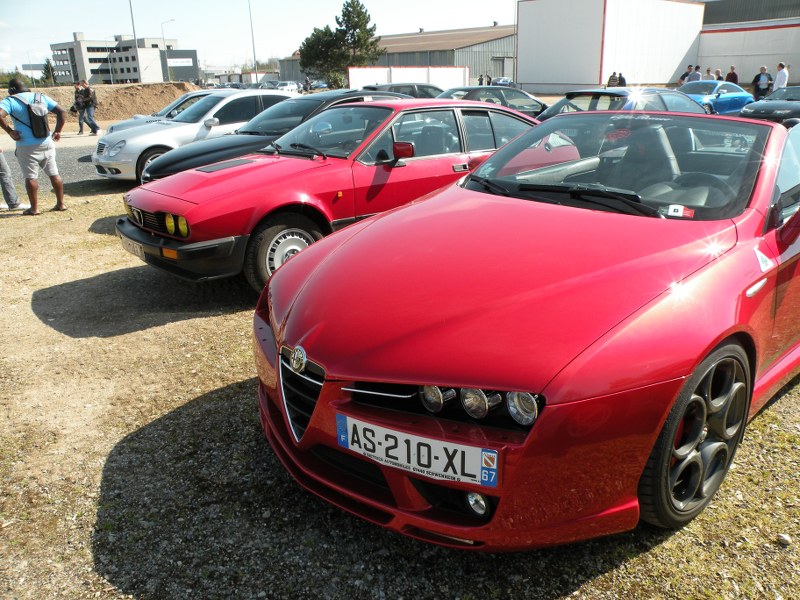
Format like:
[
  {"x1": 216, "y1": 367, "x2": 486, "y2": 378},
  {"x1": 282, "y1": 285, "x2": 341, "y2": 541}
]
[{"x1": 378, "y1": 24, "x2": 516, "y2": 53}]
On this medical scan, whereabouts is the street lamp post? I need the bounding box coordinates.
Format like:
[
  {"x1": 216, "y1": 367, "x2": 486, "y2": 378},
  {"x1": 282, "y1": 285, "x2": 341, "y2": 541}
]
[
  {"x1": 161, "y1": 19, "x2": 175, "y2": 82},
  {"x1": 248, "y1": 0, "x2": 259, "y2": 84}
]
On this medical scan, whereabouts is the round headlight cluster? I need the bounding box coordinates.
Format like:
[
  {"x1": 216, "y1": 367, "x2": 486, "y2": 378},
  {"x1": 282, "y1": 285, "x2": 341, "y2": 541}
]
[
  {"x1": 418, "y1": 385, "x2": 542, "y2": 427},
  {"x1": 163, "y1": 214, "x2": 190, "y2": 238},
  {"x1": 107, "y1": 140, "x2": 126, "y2": 157}
]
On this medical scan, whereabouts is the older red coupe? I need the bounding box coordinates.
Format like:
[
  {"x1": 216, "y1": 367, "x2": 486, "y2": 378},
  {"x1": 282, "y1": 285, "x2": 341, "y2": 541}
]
[
  {"x1": 116, "y1": 99, "x2": 536, "y2": 291},
  {"x1": 254, "y1": 111, "x2": 800, "y2": 550}
]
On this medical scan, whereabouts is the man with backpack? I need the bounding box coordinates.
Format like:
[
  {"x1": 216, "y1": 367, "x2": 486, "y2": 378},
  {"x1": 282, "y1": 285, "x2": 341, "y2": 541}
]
[{"x1": 0, "y1": 78, "x2": 67, "y2": 215}]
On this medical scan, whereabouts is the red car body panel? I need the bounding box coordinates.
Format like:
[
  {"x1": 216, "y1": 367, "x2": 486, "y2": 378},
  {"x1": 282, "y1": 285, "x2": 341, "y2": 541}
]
[{"x1": 252, "y1": 112, "x2": 800, "y2": 550}]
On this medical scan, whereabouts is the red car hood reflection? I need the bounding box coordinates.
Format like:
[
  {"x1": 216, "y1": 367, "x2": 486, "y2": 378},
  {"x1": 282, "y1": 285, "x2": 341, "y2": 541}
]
[
  {"x1": 279, "y1": 186, "x2": 737, "y2": 391},
  {"x1": 144, "y1": 154, "x2": 333, "y2": 204}
]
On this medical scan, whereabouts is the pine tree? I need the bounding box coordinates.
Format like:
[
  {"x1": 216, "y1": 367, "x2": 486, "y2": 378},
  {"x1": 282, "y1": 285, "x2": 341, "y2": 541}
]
[{"x1": 41, "y1": 59, "x2": 56, "y2": 85}]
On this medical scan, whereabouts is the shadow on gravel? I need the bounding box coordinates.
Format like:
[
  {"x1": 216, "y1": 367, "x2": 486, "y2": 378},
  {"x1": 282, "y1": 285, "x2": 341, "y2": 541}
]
[
  {"x1": 92, "y1": 381, "x2": 673, "y2": 599},
  {"x1": 89, "y1": 215, "x2": 123, "y2": 236},
  {"x1": 63, "y1": 178, "x2": 132, "y2": 198},
  {"x1": 31, "y1": 267, "x2": 257, "y2": 338}
]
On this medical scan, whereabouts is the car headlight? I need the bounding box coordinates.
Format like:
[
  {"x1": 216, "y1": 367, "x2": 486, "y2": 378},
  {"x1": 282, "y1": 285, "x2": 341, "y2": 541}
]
[
  {"x1": 461, "y1": 388, "x2": 502, "y2": 419},
  {"x1": 507, "y1": 392, "x2": 539, "y2": 426},
  {"x1": 177, "y1": 216, "x2": 189, "y2": 237},
  {"x1": 107, "y1": 140, "x2": 126, "y2": 157},
  {"x1": 165, "y1": 214, "x2": 176, "y2": 235},
  {"x1": 162, "y1": 213, "x2": 190, "y2": 238},
  {"x1": 419, "y1": 386, "x2": 456, "y2": 413}
]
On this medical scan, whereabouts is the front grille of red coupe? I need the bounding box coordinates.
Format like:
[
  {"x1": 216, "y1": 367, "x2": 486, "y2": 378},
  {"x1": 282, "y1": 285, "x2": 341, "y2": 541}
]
[
  {"x1": 125, "y1": 205, "x2": 166, "y2": 233},
  {"x1": 279, "y1": 348, "x2": 325, "y2": 441}
]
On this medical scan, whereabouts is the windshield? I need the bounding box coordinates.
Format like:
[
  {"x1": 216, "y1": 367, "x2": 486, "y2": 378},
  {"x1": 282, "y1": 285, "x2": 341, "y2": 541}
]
[
  {"x1": 171, "y1": 94, "x2": 227, "y2": 123},
  {"x1": 766, "y1": 87, "x2": 800, "y2": 101},
  {"x1": 467, "y1": 112, "x2": 769, "y2": 221},
  {"x1": 679, "y1": 81, "x2": 718, "y2": 95},
  {"x1": 538, "y1": 93, "x2": 628, "y2": 120},
  {"x1": 272, "y1": 105, "x2": 392, "y2": 159},
  {"x1": 154, "y1": 93, "x2": 206, "y2": 117},
  {"x1": 238, "y1": 98, "x2": 324, "y2": 135}
]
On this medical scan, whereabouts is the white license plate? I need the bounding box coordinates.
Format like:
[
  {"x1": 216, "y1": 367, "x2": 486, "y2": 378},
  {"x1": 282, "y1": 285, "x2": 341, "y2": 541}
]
[
  {"x1": 119, "y1": 235, "x2": 145, "y2": 260},
  {"x1": 336, "y1": 414, "x2": 499, "y2": 488}
]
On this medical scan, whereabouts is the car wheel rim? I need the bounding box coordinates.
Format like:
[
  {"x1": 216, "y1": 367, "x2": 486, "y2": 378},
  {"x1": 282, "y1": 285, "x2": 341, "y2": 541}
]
[
  {"x1": 668, "y1": 357, "x2": 747, "y2": 513},
  {"x1": 266, "y1": 228, "x2": 315, "y2": 274}
]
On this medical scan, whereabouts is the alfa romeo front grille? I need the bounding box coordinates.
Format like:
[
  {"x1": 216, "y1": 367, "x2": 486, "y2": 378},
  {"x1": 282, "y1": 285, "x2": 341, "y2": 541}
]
[
  {"x1": 124, "y1": 205, "x2": 167, "y2": 233},
  {"x1": 279, "y1": 347, "x2": 325, "y2": 441}
]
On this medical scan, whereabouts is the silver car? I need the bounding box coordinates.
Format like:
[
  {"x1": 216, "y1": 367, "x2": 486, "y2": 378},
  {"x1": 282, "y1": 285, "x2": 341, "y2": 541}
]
[
  {"x1": 106, "y1": 90, "x2": 213, "y2": 134},
  {"x1": 92, "y1": 89, "x2": 298, "y2": 181}
]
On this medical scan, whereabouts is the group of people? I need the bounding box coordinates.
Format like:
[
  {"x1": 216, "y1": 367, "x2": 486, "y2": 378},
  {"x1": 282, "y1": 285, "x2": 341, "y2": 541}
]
[
  {"x1": 0, "y1": 77, "x2": 68, "y2": 215},
  {"x1": 71, "y1": 80, "x2": 99, "y2": 135},
  {"x1": 606, "y1": 72, "x2": 627, "y2": 87},
  {"x1": 477, "y1": 74, "x2": 493, "y2": 85},
  {"x1": 678, "y1": 62, "x2": 790, "y2": 99}
]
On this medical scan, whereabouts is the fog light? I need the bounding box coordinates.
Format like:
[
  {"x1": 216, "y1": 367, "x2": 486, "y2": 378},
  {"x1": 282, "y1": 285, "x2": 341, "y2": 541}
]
[
  {"x1": 165, "y1": 214, "x2": 176, "y2": 234},
  {"x1": 461, "y1": 388, "x2": 501, "y2": 419},
  {"x1": 177, "y1": 216, "x2": 189, "y2": 237},
  {"x1": 507, "y1": 392, "x2": 539, "y2": 426},
  {"x1": 419, "y1": 386, "x2": 456, "y2": 413},
  {"x1": 465, "y1": 492, "x2": 489, "y2": 517}
]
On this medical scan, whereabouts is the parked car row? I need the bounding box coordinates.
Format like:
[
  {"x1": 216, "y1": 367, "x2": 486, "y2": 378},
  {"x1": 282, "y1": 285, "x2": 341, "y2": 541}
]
[{"x1": 106, "y1": 78, "x2": 800, "y2": 552}]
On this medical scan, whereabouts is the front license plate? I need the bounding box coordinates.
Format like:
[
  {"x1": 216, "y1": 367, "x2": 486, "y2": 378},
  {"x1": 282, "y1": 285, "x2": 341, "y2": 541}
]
[
  {"x1": 336, "y1": 414, "x2": 499, "y2": 487},
  {"x1": 119, "y1": 235, "x2": 145, "y2": 260}
]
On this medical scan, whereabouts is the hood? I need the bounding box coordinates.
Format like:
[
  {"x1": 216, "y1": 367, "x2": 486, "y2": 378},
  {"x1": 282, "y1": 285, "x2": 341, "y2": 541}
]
[
  {"x1": 741, "y1": 99, "x2": 800, "y2": 116},
  {"x1": 101, "y1": 118, "x2": 191, "y2": 144},
  {"x1": 141, "y1": 153, "x2": 335, "y2": 204},
  {"x1": 277, "y1": 186, "x2": 737, "y2": 392},
  {"x1": 144, "y1": 134, "x2": 277, "y2": 178}
]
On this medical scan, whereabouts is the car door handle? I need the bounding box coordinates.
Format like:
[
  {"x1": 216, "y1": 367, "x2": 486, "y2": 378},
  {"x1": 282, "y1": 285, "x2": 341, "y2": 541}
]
[{"x1": 452, "y1": 163, "x2": 470, "y2": 172}]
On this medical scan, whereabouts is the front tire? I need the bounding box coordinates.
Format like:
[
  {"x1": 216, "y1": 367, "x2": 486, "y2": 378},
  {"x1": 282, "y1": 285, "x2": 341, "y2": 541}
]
[
  {"x1": 137, "y1": 147, "x2": 170, "y2": 183},
  {"x1": 638, "y1": 343, "x2": 750, "y2": 528},
  {"x1": 243, "y1": 214, "x2": 323, "y2": 292}
]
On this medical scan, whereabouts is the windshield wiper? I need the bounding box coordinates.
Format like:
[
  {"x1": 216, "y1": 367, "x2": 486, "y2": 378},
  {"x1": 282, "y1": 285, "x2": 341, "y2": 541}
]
[
  {"x1": 290, "y1": 142, "x2": 327, "y2": 159},
  {"x1": 517, "y1": 183, "x2": 663, "y2": 218},
  {"x1": 259, "y1": 141, "x2": 282, "y2": 155},
  {"x1": 468, "y1": 174, "x2": 511, "y2": 196},
  {"x1": 237, "y1": 130, "x2": 265, "y2": 136}
]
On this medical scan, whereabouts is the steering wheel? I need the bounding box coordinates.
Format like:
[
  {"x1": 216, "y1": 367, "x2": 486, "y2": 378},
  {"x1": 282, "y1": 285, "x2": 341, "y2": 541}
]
[{"x1": 674, "y1": 172, "x2": 737, "y2": 198}]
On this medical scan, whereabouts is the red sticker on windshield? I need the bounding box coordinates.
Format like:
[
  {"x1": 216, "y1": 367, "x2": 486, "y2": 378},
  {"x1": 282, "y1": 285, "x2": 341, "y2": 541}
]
[{"x1": 606, "y1": 129, "x2": 631, "y2": 141}]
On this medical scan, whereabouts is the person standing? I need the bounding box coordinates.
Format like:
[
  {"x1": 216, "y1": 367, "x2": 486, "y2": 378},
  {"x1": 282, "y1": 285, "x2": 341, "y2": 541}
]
[
  {"x1": 0, "y1": 78, "x2": 67, "y2": 215},
  {"x1": 607, "y1": 72, "x2": 619, "y2": 87},
  {"x1": 714, "y1": 68, "x2": 724, "y2": 81},
  {"x1": 78, "y1": 80, "x2": 100, "y2": 135},
  {"x1": 725, "y1": 66, "x2": 739, "y2": 84},
  {"x1": 678, "y1": 64, "x2": 693, "y2": 85},
  {"x1": 478, "y1": 74, "x2": 484, "y2": 86},
  {"x1": 73, "y1": 81, "x2": 89, "y2": 134},
  {"x1": 0, "y1": 147, "x2": 26, "y2": 210},
  {"x1": 486, "y1": 74, "x2": 492, "y2": 85},
  {"x1": 617, "y1": 72, "x2": 627, "y2": 87},
  {"x1": 751, "y1": 66, "x2": 773, "y2": 99},
  {"x1": 774, "y1": 62, "x2": 789, "y2": 91},
  {"x1": 704, "y1": 67, "x2": 715, "y2": 80},
  {"x1": 686, "y1": 65, "x2": 702, "y2": 82}
]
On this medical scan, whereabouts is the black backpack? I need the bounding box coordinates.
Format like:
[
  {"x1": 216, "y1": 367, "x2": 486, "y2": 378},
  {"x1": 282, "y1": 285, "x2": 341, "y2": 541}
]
[{"x1": 10, "y1": 93, "x2": 50, "y2": 139}]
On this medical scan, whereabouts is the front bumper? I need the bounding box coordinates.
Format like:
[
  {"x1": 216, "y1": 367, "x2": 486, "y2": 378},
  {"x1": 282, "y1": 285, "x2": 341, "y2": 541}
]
[
  {"x1": 253, "y1": 312, "x2": 682, "y2": 551},
  {"x1": 92, "y1": 152, "x2": 137, "y2": 180},
  {"x1": 116, "y1": 217, "x2": 249, "y2": 281}
]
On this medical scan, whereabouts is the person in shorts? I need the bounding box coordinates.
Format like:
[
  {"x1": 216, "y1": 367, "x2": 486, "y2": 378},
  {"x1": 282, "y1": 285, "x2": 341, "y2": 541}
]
[{"x1": 0, "y1": 78, "x2": 67, "y2": 215}]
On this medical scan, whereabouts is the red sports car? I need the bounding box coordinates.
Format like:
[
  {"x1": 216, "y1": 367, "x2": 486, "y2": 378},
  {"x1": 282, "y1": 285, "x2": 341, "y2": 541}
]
[
  {"x1": 253, "y1": 111, "x2": 800, "y2": 550},
  {"x1": 116, "y1": 99, "x2": 536, "y2": 291}
]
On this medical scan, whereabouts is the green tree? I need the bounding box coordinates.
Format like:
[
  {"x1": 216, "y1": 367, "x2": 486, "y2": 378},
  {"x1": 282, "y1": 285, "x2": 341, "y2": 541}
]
[
  {"x1": 298, "y1": 25, "x2": 348, "y2": 86},
  {"x1": 41, "y1": 59, "x2": 56, "y2": 85},
  {"x1": 299, "y1": 0, "x2": 385, "y2": 87},
  {"x1": 336, "y1": 0, "x2": 384, "y2": 65}
]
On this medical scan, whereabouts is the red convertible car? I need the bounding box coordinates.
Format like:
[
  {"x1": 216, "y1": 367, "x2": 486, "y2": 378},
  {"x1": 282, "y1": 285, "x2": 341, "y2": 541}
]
[
  {"x1": 253, "y1": 111, "x2": 800, "y2": 550},
  {"x1": 116, "y1": 99, "x2": 536, "y2": 291}
]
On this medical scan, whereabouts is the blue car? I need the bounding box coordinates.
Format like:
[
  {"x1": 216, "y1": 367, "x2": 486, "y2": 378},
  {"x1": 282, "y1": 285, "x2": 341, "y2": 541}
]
[{"x1": 678, "y1": 81, "x2": 754, "y2": 115}]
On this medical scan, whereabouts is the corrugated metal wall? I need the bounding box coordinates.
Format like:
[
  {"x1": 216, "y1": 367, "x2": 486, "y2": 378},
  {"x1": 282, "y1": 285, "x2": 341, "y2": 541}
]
[
  {"x1": 454, "y1": 35, "x2": 517, "y2": 83},
  {"x1": 703, "y1": 0, "x2": 799, "y2": 24}
]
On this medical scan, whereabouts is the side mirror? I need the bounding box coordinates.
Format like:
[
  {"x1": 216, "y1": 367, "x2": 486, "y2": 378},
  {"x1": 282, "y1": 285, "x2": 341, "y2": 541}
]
[
  {"x1": 204, "y1": 117, "x2": 220, "y2": 128},
  {"x1": 168, "y1": 109, "x2": 178, "y2": 118},
  {"x1": 766, "y1": 186, "x2": 785, "y2": 232},
  {"x1": 392, "y1": 141, "x2": 414, "y2": 160},
  {"x1": 783, "y1": 118, "x2": 800, "y2": 129}
]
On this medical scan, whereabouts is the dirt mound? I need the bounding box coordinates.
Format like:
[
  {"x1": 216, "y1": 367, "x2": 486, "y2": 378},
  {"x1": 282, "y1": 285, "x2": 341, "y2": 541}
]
[{"x1": 15, "y1": 81, "x2": 200, "y2": 125}]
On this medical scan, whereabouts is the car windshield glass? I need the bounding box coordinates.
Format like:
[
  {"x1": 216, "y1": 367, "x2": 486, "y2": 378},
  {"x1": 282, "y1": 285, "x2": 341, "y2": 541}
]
[
  {"x1": 155, "y1": 93, "x2": 205, "y2": 117},
  {"x1": 680, "y1": 81, "x2": 718, "y2": 95},
  {"x1": 766, "y1": 87, "x2": 800, "y2": 101},
  {"x1": 467, "y1": 113, "x2": 769, "y2": 221},
  {"x1": 538, "y1": 94, "x2": 627, "y2": 119},
  {"x1": 273, "y1": 105, "x2": 392, "y2": 159},
  {"x1": 171, "y1": 94, "x2": 227, "y2": 123},
  {"x1": 238, "y1": 98, "x2": 324, "y2": 135}
]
